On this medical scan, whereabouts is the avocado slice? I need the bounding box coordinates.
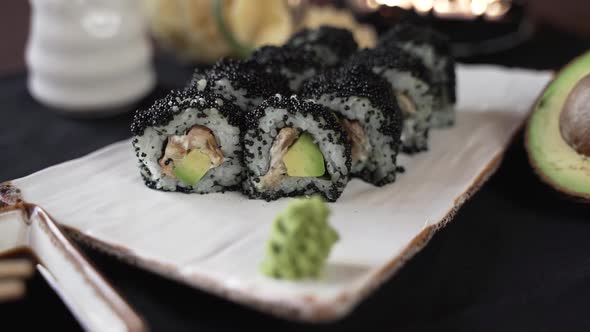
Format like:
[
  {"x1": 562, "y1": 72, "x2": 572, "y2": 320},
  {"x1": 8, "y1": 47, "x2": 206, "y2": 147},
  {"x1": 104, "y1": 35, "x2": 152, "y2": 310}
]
[
  {"x1": 526, "y1": 51, "x2": 590, "y2": 200},
  {"x1": 283, "y1": 133, "x2": 326, "y2": 177},
  {"x1": 173, "y1": 149, "x2": 211, "y2": 185}
]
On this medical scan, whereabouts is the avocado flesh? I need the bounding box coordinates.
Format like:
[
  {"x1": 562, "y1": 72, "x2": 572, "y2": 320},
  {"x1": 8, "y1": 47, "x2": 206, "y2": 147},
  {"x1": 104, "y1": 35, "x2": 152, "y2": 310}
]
[
  {"x1": 282, "y1": 133, "x2": 326, "y2": 177},
  {"x1": 173, "y1": 149, "x2": 211, "y2": 185},
  {"x1": 527, "y1": 52, "x2": 590, "y2": 198}
]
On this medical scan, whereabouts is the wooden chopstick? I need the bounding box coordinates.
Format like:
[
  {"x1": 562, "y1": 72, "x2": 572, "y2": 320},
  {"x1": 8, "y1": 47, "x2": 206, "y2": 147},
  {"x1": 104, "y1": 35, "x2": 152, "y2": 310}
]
[
  {"x1": 0, "y1": 259, "x2": 34, "y2": 279},
  {"x1": 0, "y1": 279, "x2": 26, "y2": 302}
]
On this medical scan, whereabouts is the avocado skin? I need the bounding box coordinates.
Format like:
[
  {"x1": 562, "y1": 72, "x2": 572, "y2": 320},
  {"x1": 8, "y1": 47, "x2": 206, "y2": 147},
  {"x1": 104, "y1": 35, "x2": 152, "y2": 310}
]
[
  {"x1": 131, "y1": 89, "x2": 243, "y2": 137},
  {"x1": 525, "y1": 51, "x2": 590, "y2": 202}
]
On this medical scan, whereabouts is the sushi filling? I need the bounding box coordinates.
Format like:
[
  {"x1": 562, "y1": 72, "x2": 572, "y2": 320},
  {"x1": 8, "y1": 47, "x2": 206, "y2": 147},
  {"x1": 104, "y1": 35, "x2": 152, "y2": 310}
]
[
  {"x1": 259, "y1": 128, "x2": 301, "y2": 189},
  {"x1": 340, "y1": 119, "x2": 370, "y2": 165},
  {"x1": 159, "y1": 125, "x2": 224, "y2": 182},
  {"x1": 394, "y1": 91, "x2": 417, "y2": 116},
  {"x1": 259, "y1": 128, "x2": 326, "y2": 189}
]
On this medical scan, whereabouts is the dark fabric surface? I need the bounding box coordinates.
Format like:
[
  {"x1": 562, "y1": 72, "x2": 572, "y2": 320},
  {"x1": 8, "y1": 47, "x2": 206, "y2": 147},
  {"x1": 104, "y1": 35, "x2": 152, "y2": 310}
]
[{"x1": 2, "y1": 33, "x2": 590, "y2": 331}]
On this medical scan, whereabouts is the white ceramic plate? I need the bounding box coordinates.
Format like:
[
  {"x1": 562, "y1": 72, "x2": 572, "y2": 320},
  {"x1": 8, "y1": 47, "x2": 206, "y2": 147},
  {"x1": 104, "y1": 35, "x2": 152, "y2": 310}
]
[{"x1": 12, "y1": 65, "x2": 552, "y2": 322}]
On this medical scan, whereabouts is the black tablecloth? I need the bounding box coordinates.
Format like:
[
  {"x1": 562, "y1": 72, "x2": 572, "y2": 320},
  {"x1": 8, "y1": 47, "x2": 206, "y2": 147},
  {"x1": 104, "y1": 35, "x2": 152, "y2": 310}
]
[{"x1": 2, "y1": 33, "x2": 590, "y2": 331}]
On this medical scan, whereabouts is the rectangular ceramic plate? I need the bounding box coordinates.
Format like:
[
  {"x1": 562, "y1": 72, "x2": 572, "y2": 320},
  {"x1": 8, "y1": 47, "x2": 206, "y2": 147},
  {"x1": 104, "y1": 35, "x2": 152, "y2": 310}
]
[{"x1": 12, "y1": 65, "x2": 552, "y2": 322}]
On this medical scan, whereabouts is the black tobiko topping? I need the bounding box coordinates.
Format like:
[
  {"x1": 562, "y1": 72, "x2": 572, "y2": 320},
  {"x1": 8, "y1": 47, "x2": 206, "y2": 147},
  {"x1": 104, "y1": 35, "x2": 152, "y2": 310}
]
[
  {"x1": 347, "y1": 47, "x2": 433, "y2": 86},
  {"x1": 300, "y1": 65, "x2": 403, "y2": 137},
  {"x1": 245, "y1": 181, "x2": 346, "y2": 203},
  {"x1": 210, "y1": 58, "x2": 291, "y2": 97},
  {"x1": 244, "y1": 94, "x2": 350, "y2": 147},
  {"x1": 379, "y1": 23, "x2": 456, "y2": 103},
  {"x1": 130, "y1": 88, "x2": 243, "y2": 136},
  {"x1": 186, "y1": 57, "x2": 290, "y2": 99},
  {"x1": 286, "y1": 26, "x2": 358, "y2": 63},
  {"x1": 249, "y1": 46, "x2": 324, "y2": 74},
  {"x1": 379, "y1": 22, "x2": 451, "y2": 55}
]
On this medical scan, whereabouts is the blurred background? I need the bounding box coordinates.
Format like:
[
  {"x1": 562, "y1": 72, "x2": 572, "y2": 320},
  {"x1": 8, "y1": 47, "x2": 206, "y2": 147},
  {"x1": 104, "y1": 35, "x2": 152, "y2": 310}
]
[
  {"x1": 2, "y1": 0, "x2": 590, "y2": 75},
  {"x1": 4, "y1": 0, "x2": 590, "y2": 117}
]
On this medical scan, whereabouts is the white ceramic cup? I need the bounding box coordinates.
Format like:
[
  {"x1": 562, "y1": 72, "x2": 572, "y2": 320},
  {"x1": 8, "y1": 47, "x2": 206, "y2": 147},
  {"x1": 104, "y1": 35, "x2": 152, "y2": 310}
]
[{"x1": 26, "y1": 0, "x2": 156, "y2": 116}]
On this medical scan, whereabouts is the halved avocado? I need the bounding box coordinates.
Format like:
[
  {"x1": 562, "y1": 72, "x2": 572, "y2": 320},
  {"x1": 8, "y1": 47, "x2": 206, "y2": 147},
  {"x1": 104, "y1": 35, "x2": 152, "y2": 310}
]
[
  {"x1": 526, "y1": 51, "x2": 590, "y2": 200},
  {"x1": 283, "y1": 133, "x2": 326, "y2": 177}
]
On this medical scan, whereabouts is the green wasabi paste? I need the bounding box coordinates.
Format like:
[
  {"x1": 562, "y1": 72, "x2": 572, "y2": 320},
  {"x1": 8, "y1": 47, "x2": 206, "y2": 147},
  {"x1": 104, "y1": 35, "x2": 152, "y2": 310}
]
[{"x1": 260, "y1": 196, "x2": 339, "y2": 280}]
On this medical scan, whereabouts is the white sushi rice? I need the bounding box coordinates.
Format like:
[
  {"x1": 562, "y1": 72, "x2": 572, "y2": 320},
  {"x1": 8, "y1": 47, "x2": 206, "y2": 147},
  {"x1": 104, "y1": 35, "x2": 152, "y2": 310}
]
[
  {"x1": 399, "y1": 43, "x2": 441, "y2": 72},
  {"x1": 398, "y1": 42, "x2": 456, "y2": 127},
  {"x1": 375, "y1": 67, "x2": 434, "y2": 151},
  {"x1": 313, "y1": 94, "x2": 398, "y2": 182},
  {"x1": 135, "y1": 102, "x2": 242, "y2": 193}
]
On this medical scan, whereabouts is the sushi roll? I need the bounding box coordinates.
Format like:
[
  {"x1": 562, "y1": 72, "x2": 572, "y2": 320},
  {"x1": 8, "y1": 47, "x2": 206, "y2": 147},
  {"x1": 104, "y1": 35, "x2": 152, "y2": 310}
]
[
  {"x1": 301, "y1": 65, "x2": 403, "y2": 186},
  {"x1": 131, "y1": 89, "x2": 243, "y2": 193},
  {"x1": 187, "y1": 58, "x2": 290, "y2": 111},
  {"x1": 348, "y1": 47, "x2": 435, "y2": 153},
  {"x1": 285, "y1": 26, "x2": 358, "y2": 66},
  {"x1": 379, "y1": 23, "x2": 456, "y2": 127},
  {"x1": 248, "y1": 46, "x2": 324, "y2": 91},
  {"x1": 243, "y1": 95, "x2": 351, "y2": 202}
]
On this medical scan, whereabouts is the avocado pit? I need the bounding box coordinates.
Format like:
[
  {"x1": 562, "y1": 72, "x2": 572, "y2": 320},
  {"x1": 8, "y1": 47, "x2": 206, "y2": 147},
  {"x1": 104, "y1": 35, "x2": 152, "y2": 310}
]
[
  {"x1": 560, "y1": 74, "x2": 590, "y2": 157},
  {"x1": 526, "y1": 50, "x2": 590, "y2": 201}
]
